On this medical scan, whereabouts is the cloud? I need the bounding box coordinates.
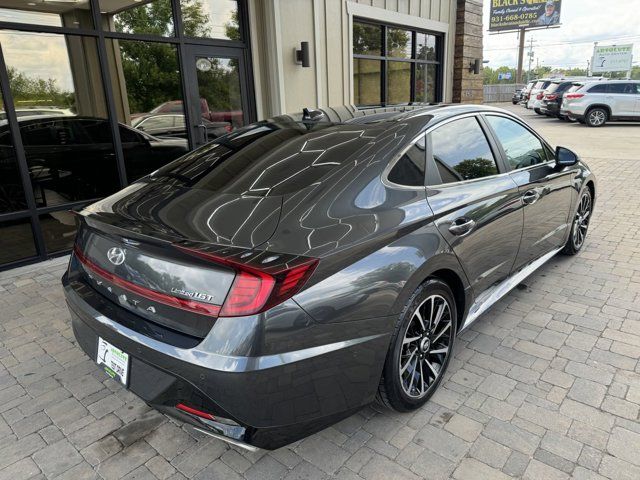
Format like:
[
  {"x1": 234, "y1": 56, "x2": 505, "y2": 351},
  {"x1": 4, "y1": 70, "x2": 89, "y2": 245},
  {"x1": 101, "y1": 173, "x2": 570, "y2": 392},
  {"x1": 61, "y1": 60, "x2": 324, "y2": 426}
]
[{"x1": 483, "y1": 0, "x2": 640, "y2": 70}]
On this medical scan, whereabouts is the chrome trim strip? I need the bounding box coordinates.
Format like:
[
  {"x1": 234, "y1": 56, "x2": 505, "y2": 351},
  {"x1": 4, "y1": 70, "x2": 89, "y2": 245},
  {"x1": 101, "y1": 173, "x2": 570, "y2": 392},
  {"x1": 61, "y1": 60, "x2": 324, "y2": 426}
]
[
  {"x1": 191, "y1": 427, "x2": 261, "y2": 452},
  {"x1": 65, "y1": 285, "x2": 384, "y2": 372},
  {"x1": 462, "y1": 247, "x2": 562, "y2": 331}
]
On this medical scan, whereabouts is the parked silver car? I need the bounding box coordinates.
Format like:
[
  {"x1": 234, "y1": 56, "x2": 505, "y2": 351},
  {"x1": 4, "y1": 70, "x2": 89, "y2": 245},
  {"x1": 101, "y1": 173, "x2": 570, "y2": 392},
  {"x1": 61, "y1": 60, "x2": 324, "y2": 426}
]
[{"x1": 561, "y1": 80, "x2": 640, "y2": 127}]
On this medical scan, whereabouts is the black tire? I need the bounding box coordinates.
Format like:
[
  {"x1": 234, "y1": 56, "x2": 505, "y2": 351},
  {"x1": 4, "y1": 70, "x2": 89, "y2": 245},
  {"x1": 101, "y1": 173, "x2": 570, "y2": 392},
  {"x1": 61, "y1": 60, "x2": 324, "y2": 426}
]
[
  {"x1": 562, "y1": 188, "x2": 592, "y2": 255},
  {"x1": 585, "y1": 107, "x2": 608, "y2": 127},
  {"x1": 534, "y1": 108, "x2": 542, "y2": 115},
  {"x1": 377, "y1": 279, "x2": 457, "y2": 412}
]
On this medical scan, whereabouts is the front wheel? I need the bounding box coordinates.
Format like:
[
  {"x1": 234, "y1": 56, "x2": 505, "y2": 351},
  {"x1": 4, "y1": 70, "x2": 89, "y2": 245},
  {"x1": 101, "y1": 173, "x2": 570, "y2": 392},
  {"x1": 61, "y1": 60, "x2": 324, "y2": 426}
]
[
  {"x1": 534, "y1": 108, "x2": 542, "y2": 115},
  {"x1": 377, "y1": 279, "x2": 457, "y2": 412},
  {"x1": 562, "y1": 188, "x2": 592, "y2": 255},
  {"x1": 586, "y1": 108, "x2": 607, "y2": 127}
]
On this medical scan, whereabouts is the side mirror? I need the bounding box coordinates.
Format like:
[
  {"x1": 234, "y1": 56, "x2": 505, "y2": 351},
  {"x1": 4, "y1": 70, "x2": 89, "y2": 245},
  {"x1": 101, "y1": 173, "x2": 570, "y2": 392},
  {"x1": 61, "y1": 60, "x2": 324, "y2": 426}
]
[{"x1": 555, "y1": 146, "x2": 578, "y2": 168}]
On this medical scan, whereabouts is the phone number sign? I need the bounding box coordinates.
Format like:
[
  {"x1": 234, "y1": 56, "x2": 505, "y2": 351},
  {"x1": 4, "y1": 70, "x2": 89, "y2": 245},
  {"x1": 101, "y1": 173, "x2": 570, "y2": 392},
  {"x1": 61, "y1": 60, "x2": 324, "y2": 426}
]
[{"x1": 489, "y1": 0, "x2": 562, "y2": 32}]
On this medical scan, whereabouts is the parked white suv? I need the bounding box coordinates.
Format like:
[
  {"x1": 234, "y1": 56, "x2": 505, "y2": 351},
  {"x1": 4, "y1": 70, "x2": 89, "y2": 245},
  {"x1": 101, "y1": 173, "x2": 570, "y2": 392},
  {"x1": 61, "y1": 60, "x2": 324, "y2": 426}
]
[
  {"x1": 526, "y1": 79, "x2": 553, "y2": 112},
  {"x1": 562, "y1": 80, "x2": 640, "y2": 127}
]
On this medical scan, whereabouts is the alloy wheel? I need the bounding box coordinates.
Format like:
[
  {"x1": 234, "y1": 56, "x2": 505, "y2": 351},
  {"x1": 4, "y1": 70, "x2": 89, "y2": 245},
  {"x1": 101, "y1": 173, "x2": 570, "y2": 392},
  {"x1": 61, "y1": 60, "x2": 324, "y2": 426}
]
[
  {"x1": 588, "y1": 110, "x2": 606, "y2": 126},
  {"x1": 573, "y1": 192, "x2": 591, "y2": 249},
  {"x1": 399, "y1": 295, "x2": 453, "y2": 399}
]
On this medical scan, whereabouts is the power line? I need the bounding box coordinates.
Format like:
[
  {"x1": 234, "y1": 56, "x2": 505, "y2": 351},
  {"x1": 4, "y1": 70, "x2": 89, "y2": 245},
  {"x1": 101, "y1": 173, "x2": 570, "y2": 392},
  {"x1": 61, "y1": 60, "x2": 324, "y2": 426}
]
[{"x1": 485, "y1": 34, "x2": 640, "y2": 52}]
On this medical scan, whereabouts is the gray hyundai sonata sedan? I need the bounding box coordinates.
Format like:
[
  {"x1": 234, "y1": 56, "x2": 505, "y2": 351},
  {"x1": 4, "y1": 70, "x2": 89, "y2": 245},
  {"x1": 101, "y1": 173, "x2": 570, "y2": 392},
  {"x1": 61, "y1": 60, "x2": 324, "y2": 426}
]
[{"x1": 63, "y1": 104, "x2": 595, "y2": 450}]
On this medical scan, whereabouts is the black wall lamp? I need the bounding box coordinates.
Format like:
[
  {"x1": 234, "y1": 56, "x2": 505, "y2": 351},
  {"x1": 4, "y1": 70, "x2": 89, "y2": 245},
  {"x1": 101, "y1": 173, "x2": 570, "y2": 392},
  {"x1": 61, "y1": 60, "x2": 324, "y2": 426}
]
[
  {"x1": 468, "y1": 58, "x2": 481, "y2": 74},
  {"x1": 295, "y1": 42, "x2": 310, "y2": 68}
]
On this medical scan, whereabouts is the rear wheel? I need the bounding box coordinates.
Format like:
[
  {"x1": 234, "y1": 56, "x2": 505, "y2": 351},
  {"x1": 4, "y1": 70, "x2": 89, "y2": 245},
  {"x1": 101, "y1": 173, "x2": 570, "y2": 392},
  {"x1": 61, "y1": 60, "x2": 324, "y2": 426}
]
[
  {"x1": 562, "y1": 188, "x2": 592, "y2": 255},
  {"x1": 534, "y1": 108, "x2": 542, "y2": 115},
  {"x1": 585, "y1": 107, "x2": 607, "y2": 127},
  {"x1": 377, "y1": 279, "x2": 456, "y2": 411}
]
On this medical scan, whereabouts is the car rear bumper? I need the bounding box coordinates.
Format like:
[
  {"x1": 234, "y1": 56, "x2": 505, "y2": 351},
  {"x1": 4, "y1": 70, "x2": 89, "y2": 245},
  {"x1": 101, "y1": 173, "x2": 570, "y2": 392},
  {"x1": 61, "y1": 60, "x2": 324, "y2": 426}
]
[{"x1": 63, "y1": 272, "x2": 391, "y2": 450}]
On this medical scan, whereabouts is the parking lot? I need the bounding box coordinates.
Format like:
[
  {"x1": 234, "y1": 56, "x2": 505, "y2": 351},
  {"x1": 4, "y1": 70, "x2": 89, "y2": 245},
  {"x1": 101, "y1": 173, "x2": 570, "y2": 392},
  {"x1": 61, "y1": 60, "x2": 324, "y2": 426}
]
[{"x1": 1, "y1": 102, "x2": 639, "y2": 480}]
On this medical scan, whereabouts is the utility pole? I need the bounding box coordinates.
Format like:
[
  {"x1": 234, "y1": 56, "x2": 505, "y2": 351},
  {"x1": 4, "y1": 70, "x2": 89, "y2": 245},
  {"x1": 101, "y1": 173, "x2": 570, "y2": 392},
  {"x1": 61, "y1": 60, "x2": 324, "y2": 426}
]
[
  {"x1": 516, "y1": 27, "x2": 526, "y2": 84},
  {"x1": 527, "y1": 37, "x2": 534, "y2": 82}
]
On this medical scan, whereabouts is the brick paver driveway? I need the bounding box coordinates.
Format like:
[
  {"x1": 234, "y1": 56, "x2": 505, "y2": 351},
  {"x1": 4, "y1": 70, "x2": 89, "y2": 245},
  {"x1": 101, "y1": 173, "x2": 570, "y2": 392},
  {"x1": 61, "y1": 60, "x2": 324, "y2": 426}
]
[{"x1": 1, "y1": 104, "x2": 639, "y2": 479}]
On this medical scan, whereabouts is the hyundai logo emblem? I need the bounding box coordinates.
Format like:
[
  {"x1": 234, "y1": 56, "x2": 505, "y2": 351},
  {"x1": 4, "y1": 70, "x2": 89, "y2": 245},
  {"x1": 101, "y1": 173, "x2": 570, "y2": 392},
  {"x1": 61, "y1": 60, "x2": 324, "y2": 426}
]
[{"x1": 107, "y1": 247, "x2": 126, "y2": 266}]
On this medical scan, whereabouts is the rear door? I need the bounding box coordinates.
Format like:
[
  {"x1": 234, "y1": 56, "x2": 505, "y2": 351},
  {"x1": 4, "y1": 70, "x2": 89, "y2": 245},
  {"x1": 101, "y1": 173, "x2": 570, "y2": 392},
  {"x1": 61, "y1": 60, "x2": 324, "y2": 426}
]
[
  {"x1": 425, "y1": 115, "x2": 523, "y2": 296},
  {"x1": 606, "y1": 83, "x2": 636, "y2": 116},
  {"x1": 483, "y1": 114, "x2": 573, "y2": 269}
]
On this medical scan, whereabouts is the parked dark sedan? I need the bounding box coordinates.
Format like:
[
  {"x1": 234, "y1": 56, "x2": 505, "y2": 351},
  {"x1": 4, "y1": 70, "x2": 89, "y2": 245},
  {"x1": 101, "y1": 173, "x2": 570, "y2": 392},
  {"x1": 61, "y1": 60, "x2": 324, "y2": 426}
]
[{"x1": 63, "y1": 105, "x2": 596, "y2": 451}]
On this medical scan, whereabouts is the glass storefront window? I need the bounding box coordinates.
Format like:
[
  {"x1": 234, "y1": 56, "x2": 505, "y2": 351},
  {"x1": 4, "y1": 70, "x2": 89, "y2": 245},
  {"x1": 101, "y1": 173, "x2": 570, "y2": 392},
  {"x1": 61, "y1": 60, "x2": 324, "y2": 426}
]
[
  {"x1": 0, "y1": 31, "x2": 120, "y2": 209},
  {"x1": 388, "y1": 61, "x2": 411, "y2": 104},
  {"x1": 99, "y1": 0, "x2": 175, "y2": 37},
  {"x1": 415, "y1": 63, "x2": 437, "y2": 103},
  {"x1": 40, "y1": 212, "x2": 77, "y2": 254},
  {"x1": 0, "y1": 91, "x2": 28, "y2": 214},
  {"x1": 180, "y1": 0, "x2": 240, "y2": 40},
  {"x1": 353, "y1": 22, "x2": 381, "y2": 56},
  {"x1": 417, "y1": 33, "x2": 437, "y2": 61},
  {"x1": 352, "y1": 20, "x2": 441, "y2": 106},
  {"x1": 0, "y1": 218, "x2": 37, "y2": 265},
  {"x1": 0, "y1": 2, "x2": 93, "y2": 29},
  {"x1": 353, "y1": 59, "x2": 381, "y2": 106},
  {"x1": 194, "y1": 56, "x2": 243, "y2": 128},
  {"x1": 387, "y1": 28, "x2": 412, "y2": 59},
  {"x1": 106, "y1": 39, "x2": 188, "y2": 181}
]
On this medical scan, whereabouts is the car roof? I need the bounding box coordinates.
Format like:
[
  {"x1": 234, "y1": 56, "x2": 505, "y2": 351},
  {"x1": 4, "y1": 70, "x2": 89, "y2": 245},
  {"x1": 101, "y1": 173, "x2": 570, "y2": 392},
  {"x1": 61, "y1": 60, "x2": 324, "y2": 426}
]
[
  {"x1": 582, "y1": 79, "x2": 638, "y2": 87},
  {"x1": 272, "y1": 104, "x2": 518, "y2": 132}
]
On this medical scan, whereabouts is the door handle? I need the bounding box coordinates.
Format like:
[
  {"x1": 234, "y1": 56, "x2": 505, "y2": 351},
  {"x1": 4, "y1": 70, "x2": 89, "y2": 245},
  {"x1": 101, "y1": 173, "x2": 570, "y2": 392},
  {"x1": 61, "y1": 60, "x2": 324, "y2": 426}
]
[
  {"x1": 448, "y1": 217, "x2": 476, "y2": 236},
  {"x1": 522, "y1": 189, "x2": 540, "y2": 205}
]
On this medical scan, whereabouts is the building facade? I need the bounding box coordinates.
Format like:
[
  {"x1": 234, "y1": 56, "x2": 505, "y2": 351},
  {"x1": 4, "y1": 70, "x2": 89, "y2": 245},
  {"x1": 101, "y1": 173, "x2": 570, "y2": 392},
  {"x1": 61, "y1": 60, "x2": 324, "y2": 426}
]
[{"x1": 0, "y1": 0, "x2": 481, "y2": 271}]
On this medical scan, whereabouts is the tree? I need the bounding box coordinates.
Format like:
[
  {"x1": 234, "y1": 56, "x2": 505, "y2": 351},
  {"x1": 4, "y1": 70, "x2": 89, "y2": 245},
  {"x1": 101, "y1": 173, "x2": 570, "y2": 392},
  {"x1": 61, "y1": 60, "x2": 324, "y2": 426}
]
[
  {"x1": 5, "y1": 67, "x2": 73, "y2": 108},
  {"x1": 114, "y1": 0, "x2": 209, "y2": 114},
  {"x1": 455, "y1": 158, "x2": 498, "y2": 180}
]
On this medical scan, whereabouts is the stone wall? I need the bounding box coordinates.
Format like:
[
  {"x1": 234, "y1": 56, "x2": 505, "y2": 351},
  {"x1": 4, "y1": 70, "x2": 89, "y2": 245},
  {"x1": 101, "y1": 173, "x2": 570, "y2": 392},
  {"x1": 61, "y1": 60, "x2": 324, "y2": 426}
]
[{"x1": 452, "y1": 0, "x2": 483, "y2": 104}]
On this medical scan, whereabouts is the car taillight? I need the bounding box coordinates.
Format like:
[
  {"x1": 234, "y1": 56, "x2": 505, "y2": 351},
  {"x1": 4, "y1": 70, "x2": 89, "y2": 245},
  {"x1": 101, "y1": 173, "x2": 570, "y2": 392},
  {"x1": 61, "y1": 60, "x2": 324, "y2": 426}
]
[
  {"x1": 73, "y1": 245, "x2": 222, "y2": 317},
  {"x1": 565, "y1": 93, "x2": 585, "y2": 100},
  {"x1": 545, "y1": 94, "x2": 557, "y2": 100},
  {"x1": 536, "y1": 92, "x2": 544, "y2": 100},
  {"x1": 176, "y1": 246, "x2": 318, "y2": 317},
  {"x1": 224, "y1": 124, "x2": 232, "y2": 133}
]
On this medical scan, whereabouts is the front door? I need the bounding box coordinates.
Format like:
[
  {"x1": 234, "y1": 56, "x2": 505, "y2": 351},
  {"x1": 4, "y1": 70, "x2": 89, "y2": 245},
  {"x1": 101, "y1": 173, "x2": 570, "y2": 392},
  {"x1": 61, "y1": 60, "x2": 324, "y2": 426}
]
[
  {"x1": 426, "y1": 116, "x2": 523, "y2": 296},
  {"x1": 483, "y1": 114, "x2": 573, "y2": 269},
  {"x1": 184, "y1": 45, "x2": 252, "y2": 148}
]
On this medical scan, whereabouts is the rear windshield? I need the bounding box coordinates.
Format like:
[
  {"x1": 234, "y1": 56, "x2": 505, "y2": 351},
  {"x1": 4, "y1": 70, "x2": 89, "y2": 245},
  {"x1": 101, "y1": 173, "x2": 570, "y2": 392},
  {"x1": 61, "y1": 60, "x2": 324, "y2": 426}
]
[
  {"x1": 149, "y1": 121, "x2": 373, "y2": 196},
  {"x1": 534, "y1": 81, "x2": 544, "y2": 89},
  {"x1": 546, "y1": 83, "x2": 560, "y2": 93},
  {"x1": 567, "y1": 84, "x2": 583, "y2": 93}
]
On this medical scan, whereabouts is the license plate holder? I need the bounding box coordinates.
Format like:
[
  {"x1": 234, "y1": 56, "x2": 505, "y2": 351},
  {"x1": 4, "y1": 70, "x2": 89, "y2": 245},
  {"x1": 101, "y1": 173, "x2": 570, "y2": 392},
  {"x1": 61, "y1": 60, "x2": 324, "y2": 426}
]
[{"x1": 96, "y1": 337, "x2": 129, "y2": 386}]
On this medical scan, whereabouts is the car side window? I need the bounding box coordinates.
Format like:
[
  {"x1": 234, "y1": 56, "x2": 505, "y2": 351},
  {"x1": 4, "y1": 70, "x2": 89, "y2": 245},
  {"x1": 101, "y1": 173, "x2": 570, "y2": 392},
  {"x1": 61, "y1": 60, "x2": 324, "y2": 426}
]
[
  {"x1": 588, "y1": 84, "x2": 607, "y2": 93},
  {"x1": 430, "y1": 117, "x2": 498, "y2": 183},
  {"x1": 485, "y1": 115, "x2": 547, "y2": 170},
  {"x1": 607, "y1": 83, "x2": 627, "y2": 94},
  {"x1": 387, "y1": 134, "x2": 426, "y2": 187}
]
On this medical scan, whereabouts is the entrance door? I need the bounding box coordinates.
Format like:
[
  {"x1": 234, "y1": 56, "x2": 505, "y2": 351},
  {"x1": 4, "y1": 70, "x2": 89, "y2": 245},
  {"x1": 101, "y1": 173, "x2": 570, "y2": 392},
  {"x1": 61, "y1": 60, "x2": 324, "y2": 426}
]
[{"x1": 184, "y1": 45, "x2": 252, "y2": 148}]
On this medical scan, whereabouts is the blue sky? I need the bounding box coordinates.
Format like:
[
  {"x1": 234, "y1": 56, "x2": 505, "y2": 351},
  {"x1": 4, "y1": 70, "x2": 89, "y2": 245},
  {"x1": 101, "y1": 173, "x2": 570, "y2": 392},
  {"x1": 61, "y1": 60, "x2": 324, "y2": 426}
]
[{"x1": 483, "y1": 0, "x2": 640, "y2": 70}]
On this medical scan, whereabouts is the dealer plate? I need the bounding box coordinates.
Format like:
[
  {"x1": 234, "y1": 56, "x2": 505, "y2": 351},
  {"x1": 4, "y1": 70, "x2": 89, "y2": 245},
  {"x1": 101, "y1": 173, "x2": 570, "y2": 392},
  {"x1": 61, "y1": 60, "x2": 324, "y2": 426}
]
[{"x1": 97, "y1": 337, "x2": 129, "y2": 386}]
